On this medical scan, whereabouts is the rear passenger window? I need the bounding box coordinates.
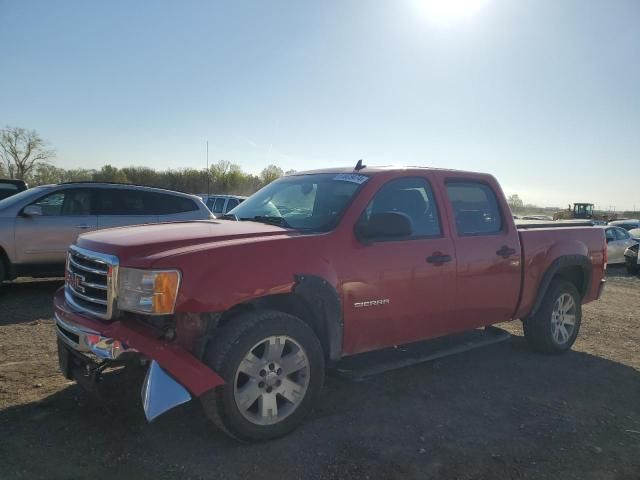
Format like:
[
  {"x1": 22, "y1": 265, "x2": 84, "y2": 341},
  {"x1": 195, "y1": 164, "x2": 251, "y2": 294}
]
[
  {"x1": 155, "y1": 194, "x2": 198, "y2": 215},
  {"x1": 360, "y1": 177, "x2": 441, "y2": 238},
  {"x1": 212, "y1": 198, "x2": 225, "y2": 214},
  {"x1": 446, "y1": 182, "x2": 503, "y2": 235},
  {"x1": 94, "y1": 189, "x2": 151, "y2": 215}
]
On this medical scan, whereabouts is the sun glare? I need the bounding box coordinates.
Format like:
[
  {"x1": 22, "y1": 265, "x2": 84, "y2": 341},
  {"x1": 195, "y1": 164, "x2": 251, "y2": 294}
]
[{"x1": 416, "y1": 0, "x2": 491, "y2": 26}]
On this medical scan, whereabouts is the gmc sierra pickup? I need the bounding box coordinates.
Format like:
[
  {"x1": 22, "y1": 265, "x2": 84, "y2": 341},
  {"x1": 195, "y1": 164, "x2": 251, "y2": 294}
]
[{"x1": 54, "y1": 166, "x2": 606, "y2": 441}]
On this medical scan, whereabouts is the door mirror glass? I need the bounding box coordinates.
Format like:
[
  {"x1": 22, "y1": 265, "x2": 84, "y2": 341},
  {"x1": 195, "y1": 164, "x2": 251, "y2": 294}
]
[
  {"x1": 22, "y1": 205, "x2": 43, "y2": 216},
  {"x1": 356, "y1": 212, "x2": 412, "y2": 242}
]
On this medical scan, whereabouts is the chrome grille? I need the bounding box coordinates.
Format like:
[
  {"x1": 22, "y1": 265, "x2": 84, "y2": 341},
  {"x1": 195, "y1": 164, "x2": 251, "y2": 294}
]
[{"x1": 65, "y1": 245, "x2": 119, "y2": 320}]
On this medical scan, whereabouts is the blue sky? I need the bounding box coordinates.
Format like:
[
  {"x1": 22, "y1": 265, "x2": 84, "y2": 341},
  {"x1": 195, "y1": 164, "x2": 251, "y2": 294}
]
[{"x1": 1, "y1": 0, "x2": 638, "y2": 209}]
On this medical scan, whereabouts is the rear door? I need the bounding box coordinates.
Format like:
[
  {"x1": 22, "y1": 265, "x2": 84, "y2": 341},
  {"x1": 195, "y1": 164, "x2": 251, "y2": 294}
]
[
  {"x1": 95, "y1": 188, "x2": 158, "y2": 228},
  {"x1": 342, "y1": 174, "x2": 458, "y2": 353},
  {"x1": 441, "y1": 177, "x2": 521, "y2": 330},
  {"x1": 14, "y1": 188, "x2": 98, "y2": 265},
  {"x1": 224, "y1": 198, "x2": 240, "y2": 213},
  {"x1": 210, "y1": 197, "x2": 226, "y2": 217}
]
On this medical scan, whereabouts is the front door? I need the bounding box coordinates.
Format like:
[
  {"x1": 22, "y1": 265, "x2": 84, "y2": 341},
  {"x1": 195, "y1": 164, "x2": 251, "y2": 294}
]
[
  {"x1": 14, "y1": 188, "x2": 98, "y2": 265},
  {"x1": 341, "y1": 175, "x2": 457, "y2": 354},
  {"x1": 442, "y1": 179, "x2": 521, "y2": 329}
]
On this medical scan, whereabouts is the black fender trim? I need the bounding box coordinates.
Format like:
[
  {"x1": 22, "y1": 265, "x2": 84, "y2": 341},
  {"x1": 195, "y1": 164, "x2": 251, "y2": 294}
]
[
  {"x1": 293, "y1": 274, "x2": 343, "y2": 361},
  {"x1": 528, "y1": 254, "x2": 592, "y2": 318}
]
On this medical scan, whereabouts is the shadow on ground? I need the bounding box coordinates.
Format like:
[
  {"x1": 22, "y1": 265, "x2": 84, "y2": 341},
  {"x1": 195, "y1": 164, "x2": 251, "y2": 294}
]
[
  {"x1": 1, "y1": 336, "x2": 639, "y2": 480},
  {"x1": 0, "y1": 279, "x2": 63, "y2": 325}
]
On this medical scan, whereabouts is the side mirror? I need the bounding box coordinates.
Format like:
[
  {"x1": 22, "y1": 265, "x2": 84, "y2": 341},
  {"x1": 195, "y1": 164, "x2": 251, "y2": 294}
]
[
  {"x1": 22, "y1": 205, "x2": 43, "y2": 217},
  {"x1": 356, "y1": 212, "x2": 412, "y2": 243}
]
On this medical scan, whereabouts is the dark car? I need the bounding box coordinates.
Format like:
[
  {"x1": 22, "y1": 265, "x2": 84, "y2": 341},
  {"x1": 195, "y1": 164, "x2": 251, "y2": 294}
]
[{"x1": 0, "y1": 179, "x2": 27, "y2": 200}]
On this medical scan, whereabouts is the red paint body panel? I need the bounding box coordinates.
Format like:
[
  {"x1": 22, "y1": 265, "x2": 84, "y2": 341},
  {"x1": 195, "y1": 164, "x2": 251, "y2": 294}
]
[
  {"x1": 54, "y1": 288, "x2": 224, "y2": 396},
  {"x1": 69, "y1": 167, "x2": 607, "y2": 378},
  {"x1": 514, "y1": 227, "x2": 606, "y2": 318}
]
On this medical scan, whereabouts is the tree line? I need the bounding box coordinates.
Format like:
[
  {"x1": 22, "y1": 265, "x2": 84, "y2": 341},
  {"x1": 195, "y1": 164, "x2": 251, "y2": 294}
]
[{"x1": 0, "y1": 125, "x2": 287, "y2": 195}]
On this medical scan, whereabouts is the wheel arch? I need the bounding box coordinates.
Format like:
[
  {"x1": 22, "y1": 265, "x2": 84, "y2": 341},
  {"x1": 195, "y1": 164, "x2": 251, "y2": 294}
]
[
  {"x1": 527, "y1": 254, "x2": 592, "y2": 318},
  {"x1": 216, "y1": 274, "x2": 343, "y2": 361}
]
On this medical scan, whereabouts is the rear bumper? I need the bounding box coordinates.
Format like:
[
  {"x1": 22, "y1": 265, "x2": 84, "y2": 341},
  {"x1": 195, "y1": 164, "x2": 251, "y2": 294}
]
[{"x1": 53, "y1": 287, "x2": 225, "y2": 398}]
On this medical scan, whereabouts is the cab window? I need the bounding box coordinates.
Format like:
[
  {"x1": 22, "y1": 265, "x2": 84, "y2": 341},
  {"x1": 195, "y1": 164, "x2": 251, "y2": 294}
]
[
  {"x1": 359, "y1": 177, "x2": 441, "y2": 238},
  {"x1": 446, "y1": 182, "x2": 502, "y2": 236}
]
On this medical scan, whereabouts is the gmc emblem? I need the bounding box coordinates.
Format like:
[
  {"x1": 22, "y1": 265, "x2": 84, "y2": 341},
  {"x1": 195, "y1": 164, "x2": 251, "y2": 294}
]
[{"x1": 68, "y1": 272, "x2": 86, "y2": 293}]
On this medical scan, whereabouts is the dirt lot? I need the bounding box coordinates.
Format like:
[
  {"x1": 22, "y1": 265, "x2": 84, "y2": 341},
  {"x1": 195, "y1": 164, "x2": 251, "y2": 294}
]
[{"x1": 1, "y1": 268, "x2": 639, "y2": 480}]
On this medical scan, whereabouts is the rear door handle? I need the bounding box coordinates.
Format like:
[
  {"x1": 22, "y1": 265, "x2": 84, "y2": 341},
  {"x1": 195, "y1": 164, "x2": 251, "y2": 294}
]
[
  {"x1": 426, "y1": 253, "x2": 452, "y2": 265},
  {"x1": 77, "y1": 225, "x2": 92, "y2": 230},
  {"x1": 496, "y1": 245, "x2": 516, "y2": 258}
]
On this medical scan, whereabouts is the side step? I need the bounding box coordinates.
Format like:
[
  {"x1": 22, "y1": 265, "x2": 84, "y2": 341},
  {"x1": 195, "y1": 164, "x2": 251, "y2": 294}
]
[{"x1": 333, "y1": 326, "x2": 511, "y2": 381}]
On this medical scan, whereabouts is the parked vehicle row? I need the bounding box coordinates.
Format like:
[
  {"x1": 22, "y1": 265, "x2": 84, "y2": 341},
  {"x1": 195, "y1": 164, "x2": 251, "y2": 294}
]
[
  {"x1": 199, "y1": 194, "x2": 246, "y2": 217},
  {"x1": 0, "y1": 182, "x2": 212, "y2": 282},
  {"x1": 608, "y1": 219, "x2": 640, "y2": 231},
  {"x1": 54, "y1": 165, "x2": 606, "y2": 441}
]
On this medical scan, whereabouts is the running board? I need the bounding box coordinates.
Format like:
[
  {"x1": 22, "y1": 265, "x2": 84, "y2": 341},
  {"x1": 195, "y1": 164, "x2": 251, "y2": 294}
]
[{"x1": 333, "y1": 326, "x2": 511, "y2": 381}]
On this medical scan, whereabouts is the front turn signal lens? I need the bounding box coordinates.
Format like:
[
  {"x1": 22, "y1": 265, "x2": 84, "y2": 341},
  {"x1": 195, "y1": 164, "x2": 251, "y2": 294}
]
[{"x1": 118, "y1": 268, "x2": 181, "y2": 315}]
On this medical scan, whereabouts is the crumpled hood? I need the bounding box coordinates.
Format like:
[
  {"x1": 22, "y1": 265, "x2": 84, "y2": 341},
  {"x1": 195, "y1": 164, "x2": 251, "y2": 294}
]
[{"x1": 76, "y1": 220, "x2": 291, "y2": 267}]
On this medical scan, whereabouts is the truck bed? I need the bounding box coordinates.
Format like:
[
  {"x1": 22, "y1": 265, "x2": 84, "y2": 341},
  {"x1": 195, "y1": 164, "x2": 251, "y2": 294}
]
[
  {"x1": 514, "y1": 224, "x2": 606, "y2": 319},
  {"x1": 515, "y1": 220, "x2": 596, "y2": 229}
]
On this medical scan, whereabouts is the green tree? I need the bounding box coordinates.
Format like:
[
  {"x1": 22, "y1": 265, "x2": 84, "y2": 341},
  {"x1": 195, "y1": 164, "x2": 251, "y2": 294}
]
[
  {"x1": 507, "y1": 194, "x2": 524, "y2": 213},
  {"x1": 30, "y1": 163, "x2": 66, "y2": 185},
  {"x1": 0, "y1": 126, "x2": 56, "y2": 179},
  {"x1": 260, "y1": 164, "x2": 284, "y2": 185},
  {"x1": 93, "y1": 165, "x2": 128, "y2": 183}
]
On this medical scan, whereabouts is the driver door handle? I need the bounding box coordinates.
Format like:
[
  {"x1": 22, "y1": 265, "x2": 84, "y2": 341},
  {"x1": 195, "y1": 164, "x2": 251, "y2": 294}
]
[
  {"x1": 76, "y1": 225, "x2": 92, "y2": 230},
  {"x1": 426, "y1": 253, "x2": 452, "y2": 265},
  {"x1": 496, "y1": 245, "x2": 516, "y2": 258}
]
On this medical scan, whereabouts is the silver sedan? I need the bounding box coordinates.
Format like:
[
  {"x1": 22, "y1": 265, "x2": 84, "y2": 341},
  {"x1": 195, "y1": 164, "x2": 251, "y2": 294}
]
[{"x1": 605, "y1": 226, "x2": 638, "y2": 264}]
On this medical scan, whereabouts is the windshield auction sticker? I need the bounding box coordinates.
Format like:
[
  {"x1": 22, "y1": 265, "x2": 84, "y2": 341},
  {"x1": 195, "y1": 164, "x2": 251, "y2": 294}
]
[{"x1": 333, "y1": 173, "x2": 369, "y2": 184}]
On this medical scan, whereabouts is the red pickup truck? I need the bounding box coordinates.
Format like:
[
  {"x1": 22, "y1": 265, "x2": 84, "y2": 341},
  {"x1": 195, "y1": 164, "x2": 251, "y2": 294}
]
[{"x1": 54, "y1": 166, "x2": 606, "y2": 441}]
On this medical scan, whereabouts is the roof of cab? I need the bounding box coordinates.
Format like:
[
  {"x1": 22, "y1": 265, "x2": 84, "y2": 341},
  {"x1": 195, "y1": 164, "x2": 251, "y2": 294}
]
[{"x1": 288, "y1": 165, "x2": 487, "y2": 177}]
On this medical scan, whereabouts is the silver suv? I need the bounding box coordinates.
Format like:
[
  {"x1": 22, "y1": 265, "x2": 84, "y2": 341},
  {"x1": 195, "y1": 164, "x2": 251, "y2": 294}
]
[
  {"x1": 200, "y1": 194, "x2": 246, "y2": 217},
  {"x1": 0, "y1": 182, "x2": 212, "y2": 282}
]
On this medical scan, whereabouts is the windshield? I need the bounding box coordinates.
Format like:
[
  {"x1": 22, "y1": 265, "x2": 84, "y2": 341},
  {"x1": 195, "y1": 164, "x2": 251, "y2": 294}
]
[
  {"x1": 228, "y1": 173, "x2": 368, "y2": 231},
  {"x1": 0, "y1": 186, "x2": 49, "y2": 210}
]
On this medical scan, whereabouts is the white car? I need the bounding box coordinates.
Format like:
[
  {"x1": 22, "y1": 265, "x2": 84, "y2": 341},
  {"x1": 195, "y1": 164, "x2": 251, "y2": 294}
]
[
  {"x1": 605, "y1": 226, "x2": 638, "y2": 264},
  {"x1": 608, "y1": 219, "x2": 640, "y2": 231},
  {"x1": 200, "y1": 194, "x2": 246, "y2": 217},
  {"x1": 0, "y1": 182, "x2": 212, "y2": 282}
]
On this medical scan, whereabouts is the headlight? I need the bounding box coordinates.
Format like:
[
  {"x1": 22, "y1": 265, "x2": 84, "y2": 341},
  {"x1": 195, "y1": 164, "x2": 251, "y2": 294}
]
[{"x1": 117, "y1": 268, "x2": 181, "y2": 315}]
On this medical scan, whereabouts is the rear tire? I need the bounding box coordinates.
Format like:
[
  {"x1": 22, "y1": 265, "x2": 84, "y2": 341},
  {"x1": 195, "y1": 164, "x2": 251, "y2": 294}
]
[
  {"x1": 626, "y1": 261, "x2": 639, "y2": 275},
  {"x1": 523, "y1": 279, "x2": 582, "y2": 353},
  {"x1": 200, "y1": 309, "x2": 324, "y2": 442}
]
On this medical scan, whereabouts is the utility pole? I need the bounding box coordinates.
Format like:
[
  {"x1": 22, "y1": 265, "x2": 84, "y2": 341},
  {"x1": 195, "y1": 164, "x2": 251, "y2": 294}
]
[{"x1": 206, "y1": 140, "x2": 210, "y2": 196}]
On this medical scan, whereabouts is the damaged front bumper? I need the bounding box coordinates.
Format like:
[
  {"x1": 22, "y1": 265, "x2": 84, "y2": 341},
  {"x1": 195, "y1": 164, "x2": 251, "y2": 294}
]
[{"x1": 54, "y1": 287, "x2": 225, "y2": 421}]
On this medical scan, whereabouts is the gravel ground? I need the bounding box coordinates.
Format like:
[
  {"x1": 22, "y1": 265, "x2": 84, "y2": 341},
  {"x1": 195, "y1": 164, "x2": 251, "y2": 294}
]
[{"x1": 0, "y1": 268, "x2": 639, "y2": 480}]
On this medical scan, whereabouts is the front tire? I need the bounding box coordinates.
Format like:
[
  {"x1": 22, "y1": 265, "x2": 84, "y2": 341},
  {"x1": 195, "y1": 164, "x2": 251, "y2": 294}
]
[
  {"x1": 201, "y1": 309, "x2": 324, "y2": 442},
  {"x1": 523, "y1": 279, "x2": 582, "y2": 353}
]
